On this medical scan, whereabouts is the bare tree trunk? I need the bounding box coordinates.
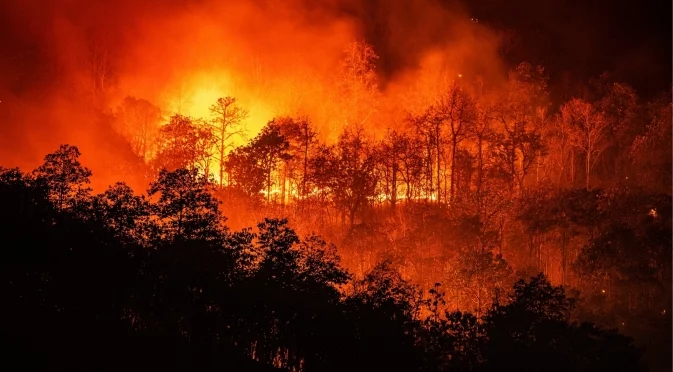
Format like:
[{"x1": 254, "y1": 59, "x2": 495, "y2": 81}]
[
  {"x1": 570, "y1": 151, "x2": 575, "y2": 186},
  {"x1": 450, "y1": 139, "x2": 457, "y2": 204},
  {"x1": 443, "y1": 164, "x2": 449, "y2": 205},
  {"x1": 476, "y1": 137, "x2": 484, "y2": 215},
  {"x1": 391, "y1": 160, "x2": 398, "y2": 209},
  {"x1": 536, "y1": 150, "x2": 540, "y2": 186},
  {"x1": 302, "y1": 134, "x2": 309, "y2": 199},
  {"x1": 405, "y1": 170, "x2": 412, "y2": 202},
  {"x1": 267, "y1": 168, "x2": 272, "y2": 203},
  {"x1": 219, "y1": 143, "x2": 225, "y2": 188},
  {"x1": 281, "y1": 167, "x2": 287, "y2": 208},
  {"x1": 426, "y1": 140, "x2": 433, "y2": 202},
  {"x1": 218, "y1": 108, "x2": 227, "y2": 189},
  {"x1": 585, "y1": 151, "x2": 591, "y2": 188},
  {"x1": 436, "y1": 131, "x2": 442, "y2": 205},
  {"x1": 558, "y1": 145, "x2": 566, "y2": 188}
]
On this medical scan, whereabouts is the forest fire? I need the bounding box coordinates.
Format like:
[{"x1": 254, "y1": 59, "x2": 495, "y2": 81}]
[
  {"x1": 158, "y1": 70, "x2": 275, "y2": 144},
  {"x1": 0, "y1": 0, "x2": 670, "y2": 371}
]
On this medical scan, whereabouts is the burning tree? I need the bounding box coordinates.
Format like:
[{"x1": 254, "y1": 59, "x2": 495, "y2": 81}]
[
  {"x1": 152, "y1": 115, "x2": 216, "y2": 174},
  {"x1": 333, "y1": 126, "x2": 378, "y2": 226},
  {"x1": 114, "y1": 96, "x2": 162, "y2": 161},
  {"x1": 374, "y1": 129, "x2": 404, "y2": 209},
  {"x1": 432, "y1": 82, "x2": 478, "y2": 204},
  {"x1": 269, "y1": 116, "x2": 318, "y2": 205},
  {"x1": 225, "y1": 120, "x2": 292, "y2": 202},
  {"x1": 559, "y1": 98, "x2": 608, "y2": 189},
  {"x1": 335, "y1": 41, "x2": 381, "y2": 132},
  {"x1": 253, "y1": 121, "x2": 293, "y2": 203},
  {"x1": 491, "y1": 62, "x2": 549, "y2": 194},
  {"x1": 224, "y1": 145, "x2": 265, "y2": 199},
  {"x1": 208, "y1": 97, "x2": 249, "y2": 188},
  {"x1": 406, "y1": 82, "x2": 478, "y2": 205}
]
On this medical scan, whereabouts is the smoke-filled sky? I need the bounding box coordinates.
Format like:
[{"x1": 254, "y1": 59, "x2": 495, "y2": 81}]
[
  {"x1": 3, "y1": 0, "x2": 668, "y2": 91},
  {"x1": 0, "y1": 0, "x2": 670, "y2": 189}
]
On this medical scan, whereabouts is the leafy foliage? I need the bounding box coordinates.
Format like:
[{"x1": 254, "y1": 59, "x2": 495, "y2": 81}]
[
  {"x1": 152, "y1": 114, "x2": 215, "y2": 173},
  {"x1": 32, "y1": 144, "x2": 92, "y2": 211},
  {"x1": 0, "y1": 145, "x2": 649, "y2": 371}
]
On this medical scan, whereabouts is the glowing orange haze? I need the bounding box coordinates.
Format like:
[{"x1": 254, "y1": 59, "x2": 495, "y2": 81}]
[
  {"x1": 110, "y1": 0, "x2": 504, "y2": 140},
  {"x1": 110, "y1": 1, "x2": 358, "y2": 146},
  {"x1": 0, "y1": 0, "x2": 507, "y2": 191}
]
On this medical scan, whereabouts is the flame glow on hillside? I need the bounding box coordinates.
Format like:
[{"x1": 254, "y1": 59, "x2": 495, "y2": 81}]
[
  {"x1": 0, "y1": 0, "x2": 506, "y2": 190},
  {"x1": 156, "y1": 71, "x2": 275, "y2": 143}
]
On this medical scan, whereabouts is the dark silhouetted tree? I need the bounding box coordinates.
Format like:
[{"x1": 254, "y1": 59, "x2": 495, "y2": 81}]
[
  {"x1": 32, "y1": 144, "x2": 92, "y2": 211},
  {"x1": 148, "y1": 168, "x2": 224, "y2": 242}
]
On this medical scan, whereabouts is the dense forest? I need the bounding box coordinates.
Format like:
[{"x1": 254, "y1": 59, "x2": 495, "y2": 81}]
[
  {"x1": 106, "y1": 44, "x2": 672, "y2": 364},
  {"x1": 2, "y1": 54, "x2": 671, "y2": 369},
  {"x1": 0, "y1": 144, "x2": 656, "y2": 371},
  {"x1": 0, "y1": 0, "x2": 670, "y2": 370}
]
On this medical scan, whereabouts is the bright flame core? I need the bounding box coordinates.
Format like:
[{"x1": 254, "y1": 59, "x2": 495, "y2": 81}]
[{"x1": 161, "y1": 71, "x2": 276, "y2": 149}]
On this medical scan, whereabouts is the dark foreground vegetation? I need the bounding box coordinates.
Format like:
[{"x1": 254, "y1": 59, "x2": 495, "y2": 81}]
[{"x1": 0, "y1": 145, "x2": 659, "y2": 371}]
